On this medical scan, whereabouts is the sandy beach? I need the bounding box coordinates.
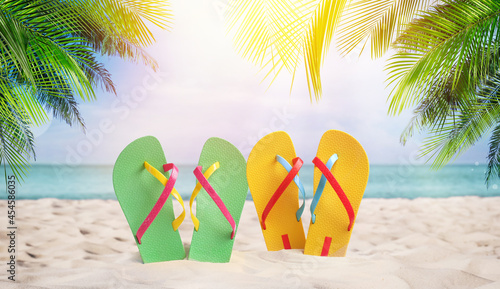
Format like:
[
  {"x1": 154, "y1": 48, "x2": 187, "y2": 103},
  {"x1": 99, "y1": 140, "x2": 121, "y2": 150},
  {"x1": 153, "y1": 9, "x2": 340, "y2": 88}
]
[{"x1": 1, "y1": 197, "x2": 499, "y2": 288}]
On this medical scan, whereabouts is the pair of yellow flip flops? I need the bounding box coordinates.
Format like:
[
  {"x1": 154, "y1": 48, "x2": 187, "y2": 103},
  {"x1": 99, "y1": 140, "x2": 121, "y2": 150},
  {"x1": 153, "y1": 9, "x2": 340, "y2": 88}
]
[{"x1": 247, "y1": 130, "x2": 369, "y2": 257}]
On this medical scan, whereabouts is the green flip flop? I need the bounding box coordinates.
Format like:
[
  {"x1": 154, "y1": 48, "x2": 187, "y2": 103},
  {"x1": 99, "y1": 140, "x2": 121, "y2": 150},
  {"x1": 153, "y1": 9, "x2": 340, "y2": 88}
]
[
  {"x1": 113, "y1": 136, "x2": 186, "y2": 263},
  {"x1": 188, "y1": 137, "x2": 248, "y2": 263}
]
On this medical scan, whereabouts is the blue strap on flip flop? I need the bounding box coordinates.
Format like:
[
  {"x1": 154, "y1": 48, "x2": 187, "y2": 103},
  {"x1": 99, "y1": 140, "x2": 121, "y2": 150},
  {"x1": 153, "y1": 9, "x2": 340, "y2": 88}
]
[
  {"x1": 310, "y1": 154, "x2": 338, "y2": 224},
  {"x1": 276, "y1": 155, "x2": 306, "y2": 222}
]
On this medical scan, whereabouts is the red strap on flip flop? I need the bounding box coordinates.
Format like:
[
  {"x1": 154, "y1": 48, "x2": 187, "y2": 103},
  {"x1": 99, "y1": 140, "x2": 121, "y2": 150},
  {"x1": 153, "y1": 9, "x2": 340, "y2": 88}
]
[
  {"x1": 261, "y1": 157, "x2": 303, "y2": 230},
  {"x1": 136, "y1": 163, "x2": 178, "y2": 244},
  {"x1": 193, "y1": 166, "x2": 236, "y2": 239},
  {"x1": 312, "y1": 157, "x2": 355, "y2": 231},
  {"x1": 321, "y1": 236, "x2": 332, "y2": 256}
]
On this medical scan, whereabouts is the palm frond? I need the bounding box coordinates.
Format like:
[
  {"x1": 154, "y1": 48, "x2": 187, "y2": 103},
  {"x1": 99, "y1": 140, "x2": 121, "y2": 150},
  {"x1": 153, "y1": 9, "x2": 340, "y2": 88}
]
[
  {"x1": 71, "y1": 0, "x2": 173, "y2": 46},
  {"x1": 388, "y1": 0, "x2": 500, "y2": 178},
  {"x1": 412, "y1": 69, "x2": 500, "y2": 169},
  {"x1": 0, "y1": 105, "x2": 35, "y2": 183},
  {"x1": 98, "y1": 36, "x2": 159, "y2": 70},
  {"x1": 304, "y1": 0, "x2": 349, "y2": 100},
  {"x1": 387, "y1": 0, "x2": 500, "y2": 115},
  {"x1": 419, "y1": 103, "x2": 500, "y2": 168},
  {"x1": 399, "y1": 56, "x2": 484, "y2": 145},
  {"x1": 338, "y1": 0, "x2": 432, "y2": 58},
  {"x1": 226, "y1": 0, "x2": 349, "y2": 100},
  {"x1": 0, "y1": 0, "x2": 95, "y2": 125},
  {"x1": 36, "y1": 90, "x2": 85, "y2": 129},
  {"x1": 486, "y1": 121, "x2": 500, "y2": 186},
  {"x1": 226, "y1": 0, "x2": 316, "y2": 79},
  {"x1": 0, "y1": 0, "x2": 171, "y2": 183}
]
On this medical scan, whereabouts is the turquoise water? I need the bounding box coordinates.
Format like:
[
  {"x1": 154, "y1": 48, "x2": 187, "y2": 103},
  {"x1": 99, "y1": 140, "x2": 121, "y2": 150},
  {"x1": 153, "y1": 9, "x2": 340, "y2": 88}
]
[{"x1": 1, "y1": 164, "x2": 499, "y2": 200}]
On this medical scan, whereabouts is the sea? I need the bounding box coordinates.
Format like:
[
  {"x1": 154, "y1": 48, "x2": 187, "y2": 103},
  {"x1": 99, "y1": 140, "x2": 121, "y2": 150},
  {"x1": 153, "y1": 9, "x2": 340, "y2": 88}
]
[{"x1": 1, "y1": 164, "x2": 500, "y2": 200}]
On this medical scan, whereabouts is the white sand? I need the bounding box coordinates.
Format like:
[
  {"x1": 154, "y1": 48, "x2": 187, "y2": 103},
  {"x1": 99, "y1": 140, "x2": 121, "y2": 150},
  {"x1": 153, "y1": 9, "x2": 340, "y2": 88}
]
[{"x1": 1, "y1": 197, "x2": 500, "y2": 288}]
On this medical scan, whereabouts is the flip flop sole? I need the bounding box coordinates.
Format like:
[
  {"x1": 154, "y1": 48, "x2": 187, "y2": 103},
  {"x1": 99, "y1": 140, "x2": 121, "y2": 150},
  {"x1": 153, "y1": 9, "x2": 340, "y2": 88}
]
[
  {"x1": 304, "y1": 130, "x2": 369, "y2": 256},
  {"x1": 113, "y1": 136, "x2": 185, "y2": 263},
  {"x1": 247, "y1": 131, "x2": 306, "y2": 251},
  {"x1": 188, "y1": 137, "x2": 248, "y2": 263}
]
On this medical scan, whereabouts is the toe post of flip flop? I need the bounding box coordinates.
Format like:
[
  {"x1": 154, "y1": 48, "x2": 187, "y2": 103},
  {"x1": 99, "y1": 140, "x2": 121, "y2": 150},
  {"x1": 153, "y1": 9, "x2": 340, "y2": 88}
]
[{"x1": 113, "y1": 136, "x2": 186, "y2": 263}]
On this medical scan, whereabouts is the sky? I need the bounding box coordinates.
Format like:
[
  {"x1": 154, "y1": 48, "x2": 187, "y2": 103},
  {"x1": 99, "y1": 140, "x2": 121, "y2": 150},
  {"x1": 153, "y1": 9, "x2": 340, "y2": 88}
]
[{"x1": 32, "y1": 0, "x2": 489, "y2": 166}]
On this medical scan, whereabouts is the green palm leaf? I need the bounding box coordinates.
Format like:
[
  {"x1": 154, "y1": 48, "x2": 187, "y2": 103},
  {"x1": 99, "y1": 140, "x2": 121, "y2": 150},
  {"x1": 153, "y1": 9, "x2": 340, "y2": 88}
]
[
  {"x1": 401, "y1": 66, "x2": 500, "y2": 169},
  {"x1": 387, "y1": 0, "x2": 500, "y2": 115},
  {"x1": 0, "y1": 106, "x2": 35, "y2": 182},
  {"x1": 0, "y1": 0, "x2": 171, "y2": 183},
  {"x1": 437, "y1": 72, "x2": 500, "y2": 185},
  {"x1": 338, "y1": 0, "x2": 432, "y2": 58},
  {"x1": 487, "y1": 121, "x2": 500, "y2": 186},
  {"x1": 385, "y1": 0, "x2": 500, "y2": 177}
]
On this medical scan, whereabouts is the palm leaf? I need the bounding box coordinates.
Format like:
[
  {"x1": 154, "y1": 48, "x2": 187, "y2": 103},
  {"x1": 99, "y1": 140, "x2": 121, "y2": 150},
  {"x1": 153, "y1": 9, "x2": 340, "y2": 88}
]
[
  {"x1": 73, "y1": 0, "x2": 172, "y2": 46},
  {"x1": 226, "y1": 0, "x2": 316, "y2": 79},
  {"x1": 0, "y1": 106, "x2": 35, "y2": 183},
  {"x1": 36, "y1": 90, "x2": 85, "y2": 129},
  {"x1": 338, "y1": 0, "x2": 432, "y2": 58},
  {"x1": 486, "y1": 121, "x2": 500, "y2": 186},
  {"x1": 98, "y1": 36, "x2": 159, "y2": 70},
  {"x1": 399, "y1": 56, "x2": 485, "y2": 146},
  {"x1": 437, "y1": 72, "x2": 500, "y2": 185},
  {"x1": 387, "y1": 0, "x2": 500, "y2": 179},
  {"x1": 304, "y1": 0, "x2": 349, "y2": 100},
  {"x1": 0, "y1": 0, "x2": 95, "y2": 125},
  {"x1": 387, "y1": 0, "x2": 500, "y2": 115},
  {"x1": 410, "y1": 69, "x2": 500, "y2": 170},
  {"x1": 226, "y1": 0, "x2": 349, "y2": 100},
  {"x1": 0, "y1": 0, "x2": 172, "y2": 183}
]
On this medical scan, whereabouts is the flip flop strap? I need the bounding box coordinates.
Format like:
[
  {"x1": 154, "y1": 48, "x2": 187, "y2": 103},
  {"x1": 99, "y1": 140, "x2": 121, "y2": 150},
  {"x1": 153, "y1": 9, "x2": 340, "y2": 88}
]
[
  {"x1": 310, "y1": 154, "x2": 338, "y2": 224},
  {"x1": 312, "y1": 156, "x2": 355, "y2": 231},
  {"x1": 193, "y1": 164, "x2": 236, "y2": 240},
  {"x1": 276, "y1": 155, "x2": 306, "y2": 222},
  {"x1": 144, "y1": 161, "x2": 186, "y2": 230},
  {"x1": 261, "y1": 157, "x2": 303, "y2": 230},
  {"x1": 190, "y1": 162, "x2": 219, "y2": 231},
  {"x1": 136, "y1": 162, "x2": 182, "y2": 244}
]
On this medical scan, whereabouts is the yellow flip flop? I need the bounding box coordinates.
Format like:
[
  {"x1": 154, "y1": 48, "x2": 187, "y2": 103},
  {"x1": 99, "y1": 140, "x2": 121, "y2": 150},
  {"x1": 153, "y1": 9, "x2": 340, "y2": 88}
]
[
  {"x1": 304, "y1": 130, "x2": 369, "y2": 257},
  {"x1": 247, "y1": 131, "x2": 306, "y2": 251}
]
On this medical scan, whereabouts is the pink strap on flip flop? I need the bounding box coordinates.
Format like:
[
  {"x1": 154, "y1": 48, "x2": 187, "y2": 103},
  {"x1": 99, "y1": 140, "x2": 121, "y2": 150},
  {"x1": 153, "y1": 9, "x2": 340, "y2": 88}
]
[
  {"x1": 136, "y1": 163, "x2": 178, "y2": 244},
  {"x1": 193, "y1": 166, "x2": 236, "y2": 239},
  {"x1": 312, "y1": 157, "x2": 355, "y2": 231}
]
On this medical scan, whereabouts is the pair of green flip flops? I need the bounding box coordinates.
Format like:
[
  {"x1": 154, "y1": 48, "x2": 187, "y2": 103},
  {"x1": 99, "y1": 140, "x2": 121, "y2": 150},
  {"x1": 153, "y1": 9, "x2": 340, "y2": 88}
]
[{"x1": 112, "y1": 136, "x2": 248, "y2": 263}]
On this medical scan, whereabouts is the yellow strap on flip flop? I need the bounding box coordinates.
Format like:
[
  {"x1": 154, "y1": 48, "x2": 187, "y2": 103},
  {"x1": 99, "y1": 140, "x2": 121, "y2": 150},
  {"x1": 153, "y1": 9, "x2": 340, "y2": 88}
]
[
  {"x1": 144, "y1": 161, "x2": 185, "y2": 231},
  {"x1": 190, "y1": 162, "x2": 220, "y2": 231}
]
